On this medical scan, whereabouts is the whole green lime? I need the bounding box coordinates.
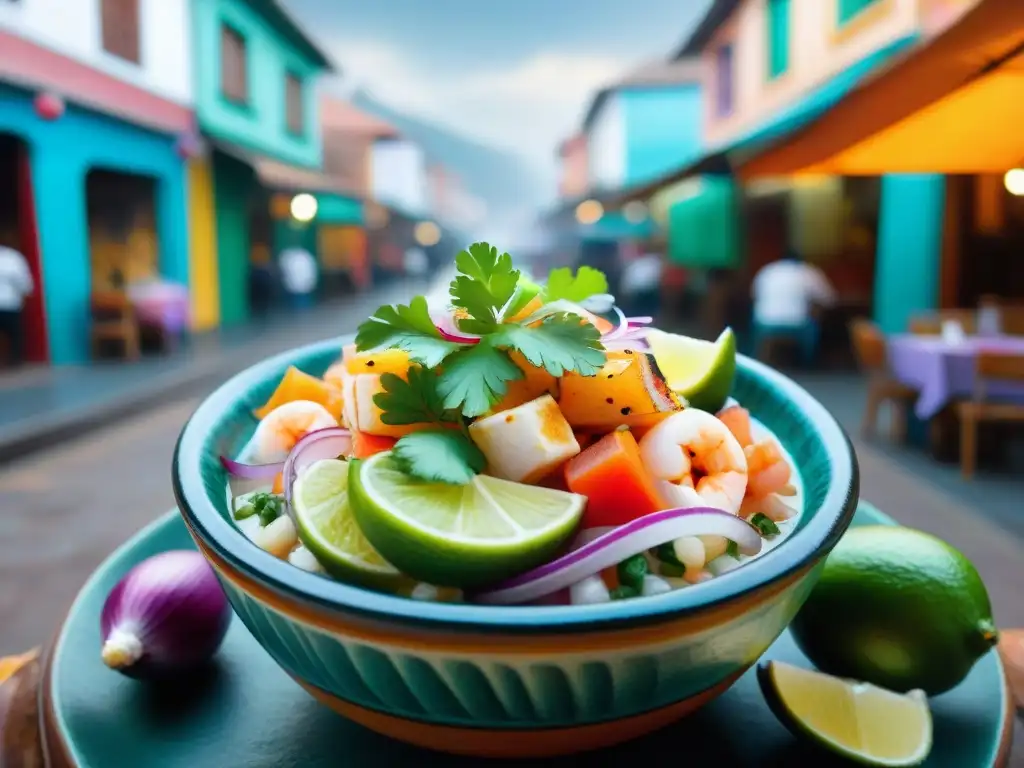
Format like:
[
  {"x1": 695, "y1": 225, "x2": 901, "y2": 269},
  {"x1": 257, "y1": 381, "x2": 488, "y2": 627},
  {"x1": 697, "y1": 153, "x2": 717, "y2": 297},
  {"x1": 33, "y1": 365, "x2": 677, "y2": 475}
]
[{"x1": 790, "y1": 525, "x2": 998, "y2": 696}]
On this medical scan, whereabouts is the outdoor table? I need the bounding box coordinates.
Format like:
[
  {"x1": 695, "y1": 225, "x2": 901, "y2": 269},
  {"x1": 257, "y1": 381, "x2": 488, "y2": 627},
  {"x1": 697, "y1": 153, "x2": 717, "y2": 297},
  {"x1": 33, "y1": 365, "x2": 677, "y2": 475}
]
[
  {"x1": 0, "y1": 501, "x2": 1019, "y2": 766},
  {"x1": 127, "y1": 281, "x2": 190, "y2": 345},
  {"x1": 887, "y1": 334, "x2": 1024, "y2": 420}
]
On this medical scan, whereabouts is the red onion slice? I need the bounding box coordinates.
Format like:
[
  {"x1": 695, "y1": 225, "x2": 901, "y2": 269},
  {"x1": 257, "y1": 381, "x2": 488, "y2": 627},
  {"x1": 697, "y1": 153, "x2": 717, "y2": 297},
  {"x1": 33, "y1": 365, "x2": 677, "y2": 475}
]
[
  {"x1": 472, "y1": 507, "x2": 762, "y2": 606},
  {"x1": 219, "y1": 456, "x2": 285, "y2": 480},
  {"x1": 281, "y1": 427, "x2": 353, "y2": 514},
  {"x1": 601, "y1": 306, "x2": 630, "y2": 341},
  {"x1": 433, "y1": 311, "x2": 482, "y2": 344}
]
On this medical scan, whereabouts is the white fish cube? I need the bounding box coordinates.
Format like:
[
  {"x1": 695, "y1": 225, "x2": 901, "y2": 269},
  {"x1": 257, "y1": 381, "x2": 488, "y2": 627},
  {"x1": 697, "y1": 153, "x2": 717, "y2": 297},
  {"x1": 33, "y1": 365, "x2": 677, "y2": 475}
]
[{"x1": 469, "y1": 394, "x2": 580, "y2": 483}]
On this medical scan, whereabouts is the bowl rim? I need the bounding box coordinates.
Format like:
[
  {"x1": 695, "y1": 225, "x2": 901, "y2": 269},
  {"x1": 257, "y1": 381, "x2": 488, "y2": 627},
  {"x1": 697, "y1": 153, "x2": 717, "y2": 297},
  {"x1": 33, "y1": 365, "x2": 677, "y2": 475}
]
[{"x1": 174, "y1": 335, "x2": 859, "y2": 632}]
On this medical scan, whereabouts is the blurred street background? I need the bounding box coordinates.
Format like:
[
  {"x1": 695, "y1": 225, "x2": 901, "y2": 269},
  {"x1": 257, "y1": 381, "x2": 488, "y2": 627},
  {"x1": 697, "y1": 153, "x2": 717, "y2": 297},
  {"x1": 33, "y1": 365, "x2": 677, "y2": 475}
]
[{"x1": 2, "y1": 0, "x2": 1024, "y2": 752}]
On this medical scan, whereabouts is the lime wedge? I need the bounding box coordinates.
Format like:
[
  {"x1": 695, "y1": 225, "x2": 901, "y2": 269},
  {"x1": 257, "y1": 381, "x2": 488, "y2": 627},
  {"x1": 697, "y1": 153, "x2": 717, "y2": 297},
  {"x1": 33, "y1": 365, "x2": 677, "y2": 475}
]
[
  {"x1": 292, "y1": 458, "x2": 405, "y2": 590},
  {"x1": 647, "y1": 327, "x2": 736, "y2": 412},
  {"x1": 758, "y1": 661, "x2": 932, "y2": 767},
  {"x1": 349, "y1": 453, "x2": 585, "y2": 588}
]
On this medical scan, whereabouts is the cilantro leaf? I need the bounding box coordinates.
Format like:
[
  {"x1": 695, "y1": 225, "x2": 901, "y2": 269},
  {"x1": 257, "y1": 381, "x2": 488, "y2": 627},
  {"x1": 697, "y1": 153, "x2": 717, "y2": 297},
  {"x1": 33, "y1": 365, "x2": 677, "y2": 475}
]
[
  {"x1": 489, "y1": 313, "x2": 606, "y2": 377},
  {"x1": 373, "y1": 368, "x2": 456, "y2": 426},
  {"x1": 437, "y1": 342, "x2": 524, "y2": 418},
  {"x1": 449, "y1": 242, "x2": 520, "y2": 328},
  {"x1": 355, "y1": 296, "x2": 461, "y2": 367},
  {"x1": 543, "y1": 266, "x2": 609, "y2": 303},
  {"x1": 392, "y1": 430, "x2": 486, "y2": 485}
]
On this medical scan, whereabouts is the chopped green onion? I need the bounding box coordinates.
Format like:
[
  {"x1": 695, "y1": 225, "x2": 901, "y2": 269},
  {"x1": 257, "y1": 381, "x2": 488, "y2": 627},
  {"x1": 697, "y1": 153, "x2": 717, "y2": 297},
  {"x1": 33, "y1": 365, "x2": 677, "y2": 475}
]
[
  {"x1": 610, "y1": 585, "x2": 639, "y2": 601},
  {"x1": 251, "y1": 492, "x2": 283, "y2": 526},
  {"x1": 750, "y1": 513, "x2": 780, "y2": 538},
  {"x1": 725, "y1": 540, "x2": 740, "y2": 559},
  {"x1": 233, "y1": 503, "x2": 256, "y2": 521},
  {"x1": 616, "y1": 554, "x2": 648, "y2": 591}
]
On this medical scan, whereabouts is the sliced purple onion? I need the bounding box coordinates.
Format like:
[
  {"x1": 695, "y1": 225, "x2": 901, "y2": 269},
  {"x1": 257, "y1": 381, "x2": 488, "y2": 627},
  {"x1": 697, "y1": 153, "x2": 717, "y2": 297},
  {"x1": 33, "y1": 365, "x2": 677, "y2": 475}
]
[
  {"x1": 281, "y1": 427, "x2": 353, "y2": 514},
  {"x1": 433, "y1": 311, "x2": 482, "y2": 344},
  {"x1": 472, "y1": 507, "x2": 762, "y2": 606},
  {"x1": 219, "y1": 455, "x2": 285, "y2": 480},
  {"x1": 601, "y1": 306, "x2": 630, "y2": 341}
]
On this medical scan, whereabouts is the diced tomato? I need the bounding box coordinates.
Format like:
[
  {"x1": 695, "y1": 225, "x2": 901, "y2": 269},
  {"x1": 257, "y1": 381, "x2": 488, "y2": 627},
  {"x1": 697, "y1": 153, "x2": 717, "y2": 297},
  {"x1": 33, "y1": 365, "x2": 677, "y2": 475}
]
[
  {"x1": 717, "y1": 405, "x2": 753, "y2": 448},
  {"x1": 564, "y1": 429, "x2": 666, "y2": 528},
  {"x1": 272, "y1": 473, "x2": 284, "y2": 495},
  {"x1": 600, "y1": 567, "x2": 619, "y2": 591},
  {"x1": 351, "y1": 431, "x2": 398, "y2": 459}
]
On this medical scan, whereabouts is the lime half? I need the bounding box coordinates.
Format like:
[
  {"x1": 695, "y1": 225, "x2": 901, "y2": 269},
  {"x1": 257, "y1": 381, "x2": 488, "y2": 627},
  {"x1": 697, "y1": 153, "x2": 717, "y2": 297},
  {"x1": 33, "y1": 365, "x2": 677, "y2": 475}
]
[
  {"x1": 759, "y1": 661, "x2": 932, "y2": 767},
  {"x1": 349, "y1": 453, "x2": 585, "y2": 588},
  {"x1": 292, "y1": 458, "x2": 404, "y2": 590},
  {"x1": 647, "y1": 327, "x2": 736, "y2": 412}
]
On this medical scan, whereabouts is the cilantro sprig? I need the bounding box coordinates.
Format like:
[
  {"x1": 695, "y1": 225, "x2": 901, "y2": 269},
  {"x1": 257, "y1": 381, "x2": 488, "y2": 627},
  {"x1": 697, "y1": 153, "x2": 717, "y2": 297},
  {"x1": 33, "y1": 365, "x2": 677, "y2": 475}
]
[
  {"x1": 372, "y1": 367, "x2": 486, "y2": 484},
  {"x1": 542, "y1": 266, "x2": 608, "y2": 303},
  {"x1": 354, "y1": 241, "x2": 611, "y2": 484}
]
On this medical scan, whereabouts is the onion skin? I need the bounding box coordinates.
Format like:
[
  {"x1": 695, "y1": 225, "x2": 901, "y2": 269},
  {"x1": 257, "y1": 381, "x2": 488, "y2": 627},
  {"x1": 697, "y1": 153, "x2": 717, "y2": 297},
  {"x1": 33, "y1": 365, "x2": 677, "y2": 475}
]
[{"x1": 100, "y1": 551, "x2": 231, "y2": 679}]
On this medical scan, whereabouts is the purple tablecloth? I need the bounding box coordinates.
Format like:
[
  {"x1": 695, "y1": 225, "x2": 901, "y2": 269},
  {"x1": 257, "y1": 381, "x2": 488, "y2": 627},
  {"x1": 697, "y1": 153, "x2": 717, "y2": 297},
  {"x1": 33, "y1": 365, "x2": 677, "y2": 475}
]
[{"x1": 888, "y1": 335, "x2": 1024, "y2": 419}]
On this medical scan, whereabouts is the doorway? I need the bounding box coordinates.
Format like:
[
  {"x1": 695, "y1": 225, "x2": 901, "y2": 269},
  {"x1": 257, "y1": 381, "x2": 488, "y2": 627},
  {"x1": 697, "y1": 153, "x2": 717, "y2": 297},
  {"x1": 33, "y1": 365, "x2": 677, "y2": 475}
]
[
  {"x1": 85, "y1": 169, "x2": 159, "y2": 291},
  {"x1": 0, "y1": 133, "x2": 46, "y2": 368}
]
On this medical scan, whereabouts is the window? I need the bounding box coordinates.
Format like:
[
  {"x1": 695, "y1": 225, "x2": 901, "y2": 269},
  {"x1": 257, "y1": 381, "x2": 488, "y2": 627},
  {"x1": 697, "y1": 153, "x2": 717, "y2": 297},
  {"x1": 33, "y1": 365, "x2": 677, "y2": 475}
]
[
  {"x1": 220, "y1": 24, "x2": 248, "y2": 105},
  {"x1": 767, "y1": 0, "x2": 790, "y2": 79},
  {"x1": 716, "y1": 44, "x2": 734, "y2": 117},
  {"x1": 838, "y1": 0, "x2": 880, "y2": 26},
  {"x1": 285, "y1": 72, "x2": 304, "y2": 136},
  {"x1": 100, "y1": 0, "x2": 140, "y2": 64}
]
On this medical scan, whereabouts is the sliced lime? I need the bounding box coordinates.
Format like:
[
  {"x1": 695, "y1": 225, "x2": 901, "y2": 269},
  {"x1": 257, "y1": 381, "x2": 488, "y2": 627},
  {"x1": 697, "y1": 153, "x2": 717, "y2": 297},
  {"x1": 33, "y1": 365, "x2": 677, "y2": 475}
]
[
  {"x1": 292, "y1": 458, "x2": 405, "y2": 590},
  {"x1": 647, "y1": 327, "x2": 736, "y2": 412},
  {"x1": 758, "y1": 661, "x2": 932, "y2": 767},
  {"x1": 349, "y1": 453, "x2": 585, "y2": 588}
]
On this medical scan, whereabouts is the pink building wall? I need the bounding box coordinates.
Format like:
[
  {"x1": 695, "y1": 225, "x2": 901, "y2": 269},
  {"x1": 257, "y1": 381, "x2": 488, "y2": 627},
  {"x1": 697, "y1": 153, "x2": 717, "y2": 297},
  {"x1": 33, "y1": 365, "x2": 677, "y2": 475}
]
[{"x1": 701, "y1": 0, "x2": 932, "y2": 149}]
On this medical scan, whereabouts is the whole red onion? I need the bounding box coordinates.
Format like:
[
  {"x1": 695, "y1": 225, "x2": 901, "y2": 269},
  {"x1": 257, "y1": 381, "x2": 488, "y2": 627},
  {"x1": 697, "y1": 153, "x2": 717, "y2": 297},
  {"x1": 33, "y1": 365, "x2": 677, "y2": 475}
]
[{"x1": 100, "y1": 550, "x2": 231, "y2": 679}]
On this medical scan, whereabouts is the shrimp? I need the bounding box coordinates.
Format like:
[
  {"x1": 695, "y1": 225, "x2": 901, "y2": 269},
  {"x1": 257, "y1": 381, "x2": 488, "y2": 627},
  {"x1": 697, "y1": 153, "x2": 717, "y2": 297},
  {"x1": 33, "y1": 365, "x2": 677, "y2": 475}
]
[
  {"x1": 718, "y1": 404, "x2": 798, "y2": 523},
  {"x1": 745, "y1": 439, "x2": 793, "y2": 498},
  {"x1": 250, "y1": 399, "x2": 338, "y2": 463},
  {"x1": 638, "y1": 409, "x2": 748, "y2": 514}
]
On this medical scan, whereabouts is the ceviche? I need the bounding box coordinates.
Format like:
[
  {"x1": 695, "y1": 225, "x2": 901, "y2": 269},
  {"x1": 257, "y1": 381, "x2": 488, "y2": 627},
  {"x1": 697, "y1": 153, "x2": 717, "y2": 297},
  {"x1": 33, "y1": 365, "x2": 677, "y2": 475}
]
[{"x1": 221, "y1": 243, "x2": 801, "y2": 606}]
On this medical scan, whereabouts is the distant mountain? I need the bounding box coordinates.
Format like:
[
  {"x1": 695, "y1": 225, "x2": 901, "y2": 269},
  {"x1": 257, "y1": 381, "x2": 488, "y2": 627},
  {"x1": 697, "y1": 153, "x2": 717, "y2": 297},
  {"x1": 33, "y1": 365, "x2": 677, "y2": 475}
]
[{"x1": 349, "y1": 89, "x2": 544, "y2": 225}]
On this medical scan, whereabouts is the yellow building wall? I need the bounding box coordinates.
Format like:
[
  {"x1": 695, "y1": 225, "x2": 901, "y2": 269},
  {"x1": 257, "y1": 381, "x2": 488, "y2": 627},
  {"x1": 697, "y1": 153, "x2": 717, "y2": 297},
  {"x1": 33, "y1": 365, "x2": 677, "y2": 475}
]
[{"x1": 188, "y1": 157, "x2": 220, "y2": 331}]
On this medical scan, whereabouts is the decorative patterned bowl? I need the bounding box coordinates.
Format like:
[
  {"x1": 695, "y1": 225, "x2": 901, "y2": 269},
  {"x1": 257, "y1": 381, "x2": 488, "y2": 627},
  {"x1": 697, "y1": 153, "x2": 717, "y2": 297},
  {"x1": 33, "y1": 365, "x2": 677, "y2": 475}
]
[{"x1": 173, "y1": 336, "x2": 858, "y2": 758}]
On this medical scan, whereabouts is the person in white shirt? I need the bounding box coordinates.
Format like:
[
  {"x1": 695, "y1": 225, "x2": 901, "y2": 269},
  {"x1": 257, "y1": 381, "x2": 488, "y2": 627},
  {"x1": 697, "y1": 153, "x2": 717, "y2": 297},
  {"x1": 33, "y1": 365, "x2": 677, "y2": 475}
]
[
  {"x1": 278, "y1": 247, "x2": 318, "y2": 309},
  {"x1": 0, "y1": 243, "x2": 34, "y2": 366},
  {"x1": 751, "y1": 251, "x2": 836, "y2": 366},
  {"x1": 620, "y1": 249, "x2": 663, "y2": 317}
]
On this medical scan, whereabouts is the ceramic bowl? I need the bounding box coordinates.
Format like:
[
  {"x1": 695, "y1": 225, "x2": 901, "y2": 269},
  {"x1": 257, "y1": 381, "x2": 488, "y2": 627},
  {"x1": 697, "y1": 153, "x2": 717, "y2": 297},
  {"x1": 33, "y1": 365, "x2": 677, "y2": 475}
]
[{"x1": 173, "y1": 336, "x2": 858, "y2": 758}]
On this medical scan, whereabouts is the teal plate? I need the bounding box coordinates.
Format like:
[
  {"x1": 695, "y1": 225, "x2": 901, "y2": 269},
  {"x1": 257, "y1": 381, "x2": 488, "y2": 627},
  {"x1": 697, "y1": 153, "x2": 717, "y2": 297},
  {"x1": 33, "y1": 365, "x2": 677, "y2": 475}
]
[{"x1": 42, "y1": 502, "x2": 1014, "y2": 767}]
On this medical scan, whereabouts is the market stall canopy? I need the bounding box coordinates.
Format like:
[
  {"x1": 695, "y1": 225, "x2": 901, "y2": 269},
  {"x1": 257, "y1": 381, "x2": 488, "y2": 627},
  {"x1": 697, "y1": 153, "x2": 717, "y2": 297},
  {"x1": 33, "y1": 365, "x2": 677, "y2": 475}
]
[{"x1": 738, "y1": 0, "x2": 1024, "y2": 178}]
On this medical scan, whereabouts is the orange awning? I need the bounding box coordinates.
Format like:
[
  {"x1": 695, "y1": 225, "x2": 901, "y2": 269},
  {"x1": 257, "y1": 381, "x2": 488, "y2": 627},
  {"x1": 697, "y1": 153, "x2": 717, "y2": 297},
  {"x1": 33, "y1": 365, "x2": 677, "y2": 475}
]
[{"x1": 738, "y1": 0, "x2": 1024, "y2": 178}]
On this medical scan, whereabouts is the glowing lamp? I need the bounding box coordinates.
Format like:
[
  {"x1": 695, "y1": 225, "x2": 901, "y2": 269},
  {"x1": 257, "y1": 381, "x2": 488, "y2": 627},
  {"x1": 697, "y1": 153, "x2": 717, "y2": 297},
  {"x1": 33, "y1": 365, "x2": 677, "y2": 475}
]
[
  {"x1": 290, "y1": 193, "x2": 318, "y2": 223},
  {"x1": 414, "y1": 221, "x2": 441, "y2": 247},
  {"x1": 575, "y1": 199, "x2": 603, "y2": 225},
  {"x1": 1004, "y1": 169, "x2": 1024, "y2": 197}
]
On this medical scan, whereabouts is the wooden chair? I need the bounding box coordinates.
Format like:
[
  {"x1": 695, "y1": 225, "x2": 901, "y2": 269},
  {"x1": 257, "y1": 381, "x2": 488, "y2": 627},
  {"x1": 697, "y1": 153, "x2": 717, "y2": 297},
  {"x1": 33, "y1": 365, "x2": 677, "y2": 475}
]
[
  {"x1": 90, "y1": 291, "x2": 140, "y2": 360},
  {"x1": 998, "y1": 306, "x2": 1024, "y2": 336},
  {"x1": 849, "y1": 318, "x2": 918, "y2": 441},
  {"x1": 957, "y1": 352, "x2": 1024, "y2": 479},
  {"x1": 908, "y1": 309, "x2": 977, "y2": 336}
]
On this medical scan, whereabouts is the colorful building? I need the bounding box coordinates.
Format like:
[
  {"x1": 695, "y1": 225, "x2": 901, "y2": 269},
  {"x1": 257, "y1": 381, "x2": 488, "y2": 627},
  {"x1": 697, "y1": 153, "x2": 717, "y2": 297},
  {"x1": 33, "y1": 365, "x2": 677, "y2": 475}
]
[
  {"x1": 0, "y1": 0, "x2": 193, "y2": 364},
  {"x1": 733, "y1": 0, "x2": 1012, "y2": 332},
  {"x1": 607, "y1": 0, "x2": 989, "y2": 332},
  {"x1": 188, "y1": 0, "x2": 333, "y2": 327}
]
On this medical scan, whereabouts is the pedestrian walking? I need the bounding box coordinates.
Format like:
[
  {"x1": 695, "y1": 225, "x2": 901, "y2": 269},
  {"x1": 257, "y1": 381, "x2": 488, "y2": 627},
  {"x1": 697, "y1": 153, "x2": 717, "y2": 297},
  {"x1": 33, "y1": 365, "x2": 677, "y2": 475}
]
[
  {"x1": 279, "y1": 246, "x2": 318, "y2": 310},
  {"x1": 0, "y1": 240, "x2": 33, "y2": 367}
]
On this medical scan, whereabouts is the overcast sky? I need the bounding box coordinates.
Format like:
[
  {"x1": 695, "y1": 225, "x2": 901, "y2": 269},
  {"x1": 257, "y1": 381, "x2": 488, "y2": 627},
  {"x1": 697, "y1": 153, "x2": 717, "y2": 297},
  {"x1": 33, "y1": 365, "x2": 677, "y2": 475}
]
[{"x1": 282, "y1": 0, "x2": 711, "y2": 202}]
